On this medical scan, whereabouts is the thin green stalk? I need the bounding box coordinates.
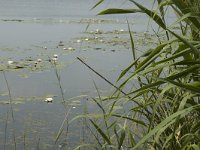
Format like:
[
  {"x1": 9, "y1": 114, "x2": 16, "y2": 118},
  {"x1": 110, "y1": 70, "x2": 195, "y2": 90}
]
[
  {"x1": 2, "y1": 72, "x2": 17, "y2": 150},
  {"x1": 50, "y1": 60, "x2": 66, "y2": 109},
  {"x1": 92, "y1": 79, "x2": 110, "y2": 137},
  {"x1": 48, "y1": 57, "x2": 73, "y2": 144},
  {"x1": 36, "y1": 138, "x2": 40, "y2": 150},
  {"x1": 4, "y1": 112, "x2": 9, "y2": 150},
  {"x1": 77, "y1": 57, "x2": 142, "y2": 108},
  {"x1": 23, "y1": 131, "x2": 26, "y2": 150}
]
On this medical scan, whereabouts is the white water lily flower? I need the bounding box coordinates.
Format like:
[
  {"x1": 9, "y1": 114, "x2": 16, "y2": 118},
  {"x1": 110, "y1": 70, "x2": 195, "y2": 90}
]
[
  {"x1": 45, "y1": 97, "x2": 53, "y2": 103},
  {"x1": 7, "y1": 61, "x2": 14, "y2": 65},
  {"x1": 119, "y1": 29, "x2": 124, "y2": 32},
  {"x1": 76, "y1": 39, "x2": 81, "y2": 43},
  {"x1": 68, "y1": 47, "x2": 74, "y2": 50},
  {"x1": 37, "y1": 59, "x2": 42, "y2": 62},
  {"x1": 53, "y1": 54, "x2": 58, "y2": 58},
  {"x1": 85, "y1": 38, "x2": 89, "y2": 41},
  {"x1": 44, "y1": 46, "x2": 47, "y2": 50},
  {"x1": 63, "y1": 47, "x2": 67, "y2": 50}
]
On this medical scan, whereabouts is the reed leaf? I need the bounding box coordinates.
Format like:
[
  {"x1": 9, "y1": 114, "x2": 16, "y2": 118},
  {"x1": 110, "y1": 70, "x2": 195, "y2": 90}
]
[
  {"x1": 167, "y1": 29, "x2": 200, "y2": 56},
  {"x1": 136, "y1": 43, "x2": 167, "y2": 70},
  {"x1": 112, "y1": 114, "x2": 146, "y2": 126},
  {"x1": 127, "y1": 19, "x2": 136, "y2": 61},
  {"x1": 98, "y1": 8, "x2": 142, "y2": 15},
  {"x1": 90, "y1": 119, "x2": 112, "y2": 145},
  {"x1": 133, "y1": 104, "x2": 200, "y2": 149},
  {"x1": 129, "y1": 0, "x2": 167, "y2": 30},
  {"x1": 118, "y1": 128, "x2": 126, "y2": 149},
  {"x1": 171, "y1": 0, "x2": 200, "y2": 29},
  {"x1": 127, "y1": 64, "x2": 200, "y2": 95},
  {"x1": 169, "y1": 12, "x2": 200, "y2": 29},
  {"x1": 156, "y1": 78, "x2": 200, "y2": 94},
  {"x1": 91, "y1": 0, "x2": 104, "y2": 10},
  {"x1": 117, "y1": 58, "x2": 139, "y2": 81}
]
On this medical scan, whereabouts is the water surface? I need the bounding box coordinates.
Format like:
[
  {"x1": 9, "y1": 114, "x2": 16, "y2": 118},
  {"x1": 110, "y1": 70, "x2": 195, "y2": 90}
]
[{"x1": 0, "y1": 0, "x2": 155, "y2": 149}]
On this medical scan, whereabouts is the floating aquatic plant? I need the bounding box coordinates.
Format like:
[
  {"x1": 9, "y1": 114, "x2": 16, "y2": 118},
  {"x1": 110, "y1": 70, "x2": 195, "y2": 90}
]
[{"x1": 44, "y1": 97, "x2": 53, "y2": 103}]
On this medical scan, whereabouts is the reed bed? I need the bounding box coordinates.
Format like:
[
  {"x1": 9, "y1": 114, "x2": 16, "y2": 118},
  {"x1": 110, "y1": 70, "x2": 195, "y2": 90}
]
[{"x1": 75, "y1": 0, "x2": 200, "y2": 149}]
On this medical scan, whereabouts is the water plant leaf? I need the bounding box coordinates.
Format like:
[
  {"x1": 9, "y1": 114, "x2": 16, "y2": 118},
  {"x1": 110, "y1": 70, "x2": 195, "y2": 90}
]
[
  {"x1": 114, "y1": 125, "x2": 120, "y2": 145},
  {"x1": 171, "y1": 0, "x2": 200, "y2": 29},
  {"x1": 112, "y1": 114, "x2": 146, "y2": 126},
  {"x1": 190, "y1": 144, "x2": 200, "y2": 150},
  {"x1": 169, "y1": 12, "x2": 200, "y2": 30},
  {"x1": 156, "y1": 78, "x2": 200, "y2": 94},
  {"x1": 90, "y1": 119, "x2": 112, "y2": 145},
  {"x1": 69, "y1": 114, "x2": 104, "y2": 124},
  {"x1": 127, "y1": 19, "x2": 136, "y2": 61},
  {"x1": 133, "y1": 104, "x2": 200, "y2": 149},
  {"x1": 129, "y1": 0, "x2": 167, "y2": 30},
  {"x1": 118, "y1": 128, "x2": 126, "y2": 149},
  {"x1": 136, "y1": 43, "x2": 167, "y2": 70},
  {"x1": 117, "y1": 58, "x2": 139, "y2": 81},
  {"x1": 167, "y1": 29, "x2": 200, "y2": 56},
  {"x1": 98, "y1": 8, "x2": 142, "y2": 15},
  {"x1": 117, "y1": 43, "x2": 168, "y2": 91},
  {"x1": 127, "y1": 64, "x2": 200, "y2": 95},
  {"x1": 91, "y1": 0, "x2": 104, "y2": 10},
  {"x1": 152, "y1": 47, "x2": 194, "y2": 66},
  {"x1": 157, "y1": 0, "x2": 173, "y2": 15},
  {"x1": 92, "y1": 98, "x2": 105, "y2": 114}
]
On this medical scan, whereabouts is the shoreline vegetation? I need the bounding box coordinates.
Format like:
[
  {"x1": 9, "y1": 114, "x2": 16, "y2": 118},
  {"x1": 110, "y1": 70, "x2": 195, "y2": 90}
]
[{"x1": 74, "y1": 0, "x2": 200, "y2": 149}]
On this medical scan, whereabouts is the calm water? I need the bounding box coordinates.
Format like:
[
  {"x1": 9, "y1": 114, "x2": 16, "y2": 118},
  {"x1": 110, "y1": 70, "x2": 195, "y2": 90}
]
[{"x1": 0, "y1": 0, "x2": 153, "y2": 149}]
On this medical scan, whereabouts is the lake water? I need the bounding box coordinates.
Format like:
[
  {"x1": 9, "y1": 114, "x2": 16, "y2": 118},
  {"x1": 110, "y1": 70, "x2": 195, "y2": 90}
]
[{"x1": 0, "y1": 0, "x2": 158, "y2": 149}]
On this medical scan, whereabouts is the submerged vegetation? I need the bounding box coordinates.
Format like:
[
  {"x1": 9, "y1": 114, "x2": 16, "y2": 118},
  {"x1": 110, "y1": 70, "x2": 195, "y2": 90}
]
[{"x1": 76, "y1": 0, "x2": 200, "y2": 149}]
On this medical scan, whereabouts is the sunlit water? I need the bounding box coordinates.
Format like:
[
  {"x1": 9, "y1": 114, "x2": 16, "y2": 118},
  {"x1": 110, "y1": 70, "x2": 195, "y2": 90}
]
[{"x1": 0, "y1": 0, "x2": 162, "y2": 149}]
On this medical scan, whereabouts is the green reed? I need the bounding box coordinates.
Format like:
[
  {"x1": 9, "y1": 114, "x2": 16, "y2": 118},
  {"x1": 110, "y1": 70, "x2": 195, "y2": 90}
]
[{"x1": 75, "y1": 0, "x2": 200, "y2": 149}]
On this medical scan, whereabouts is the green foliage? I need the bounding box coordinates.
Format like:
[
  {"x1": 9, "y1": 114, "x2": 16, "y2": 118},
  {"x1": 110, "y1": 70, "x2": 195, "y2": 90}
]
[{"x1": 76, "y1": 0, "x2": 200, "y2": 149}]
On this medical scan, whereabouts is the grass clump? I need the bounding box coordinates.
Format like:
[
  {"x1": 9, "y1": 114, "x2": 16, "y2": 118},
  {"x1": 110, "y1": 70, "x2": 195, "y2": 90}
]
[{"x1": 76, "y1": 0, "x2": 200, "y2": 149}]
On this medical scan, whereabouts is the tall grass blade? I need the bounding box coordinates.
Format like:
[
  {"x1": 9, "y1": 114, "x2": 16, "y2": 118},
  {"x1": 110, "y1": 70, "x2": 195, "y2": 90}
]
[
  {"x1": 157, "y1": 78, "x2": 200, "y2": 94},
  {"x1": 112, "y1": 114, "x2": 146, "y2": 126},
  {"x1": 91, "y1": 0, "x2": 104, "y2": 10},
  {"x1": 133, "y1": 104, "x2": 200, "y2": 149},
  {"x1": 171, "y1": 0, "x2": 200, "y2": 29},
  {"x1": 117, "y1": 43, "x2": 168, "y2": 90},
  {"x1": 127, "y1": 19, "x2": 136, "y2": 61},
  {"x1": 136, "y1": 43, "x2": 167, "y2": 70},
  {"x1": 77, "y1": 57, "x2": 129, "y2": 97},
  {"x1": 98, "y1": 8, "x2": 142, "y2": 15},
  {"x1": 168, "y1": 30, "x2": 200, "y2": 56},
  {"x1": 117, "y1": 58, "x2": 139, "y2": 81},
  {"x1": 90, "y1": 119, "x2": 112, "y2": 145},
  {"x1": 92, "y1": 98, "x2": 105, "y2": 114},
  {"x1": 169, "y1": 12, "x2": 200, "y2": 29},
  {"x1": 128, "y1": 64, "x2": 200, "y2": 95},
  {"x1": 118, "y1": 128, "x2": 125, "y2": 149},
  {"x1": 129, "y1": 0, "x2": 167, "y2": 29}
]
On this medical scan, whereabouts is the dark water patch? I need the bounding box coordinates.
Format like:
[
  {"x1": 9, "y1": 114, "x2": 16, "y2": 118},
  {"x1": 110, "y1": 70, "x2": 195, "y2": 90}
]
[{"x1": 2, "y1": 19, "x2": 24, "y2": 22}]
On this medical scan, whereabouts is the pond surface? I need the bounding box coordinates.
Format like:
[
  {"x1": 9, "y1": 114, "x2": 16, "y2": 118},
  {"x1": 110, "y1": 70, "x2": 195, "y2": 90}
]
[{"x1": 0, "y1": 0, "x2": 159, "y2": 149}]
